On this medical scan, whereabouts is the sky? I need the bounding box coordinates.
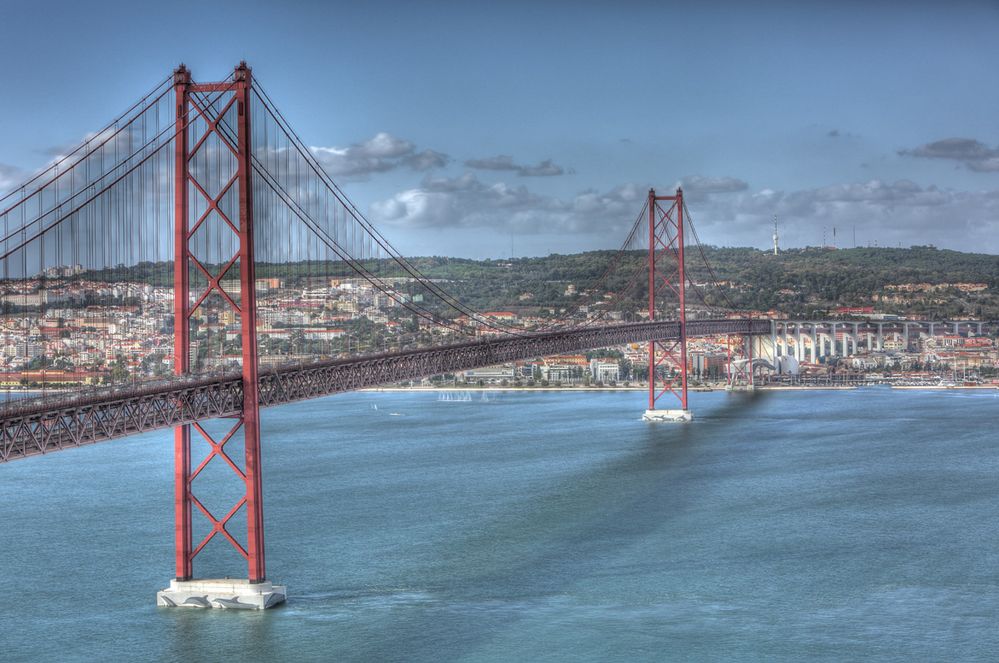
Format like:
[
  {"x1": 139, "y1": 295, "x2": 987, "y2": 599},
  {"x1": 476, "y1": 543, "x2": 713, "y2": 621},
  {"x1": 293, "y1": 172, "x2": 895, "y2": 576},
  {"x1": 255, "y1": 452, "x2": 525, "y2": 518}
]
[{"x1": 2, "y1": 0, "x2": 999, "y2": 258}]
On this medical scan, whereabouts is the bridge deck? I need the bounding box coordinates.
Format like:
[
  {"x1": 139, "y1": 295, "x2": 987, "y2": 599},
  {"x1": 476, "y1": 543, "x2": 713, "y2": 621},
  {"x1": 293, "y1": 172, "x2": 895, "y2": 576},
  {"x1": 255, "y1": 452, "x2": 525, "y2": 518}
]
[{"x1": 0, "y1": 319, "x2": 771, "y2": 462}]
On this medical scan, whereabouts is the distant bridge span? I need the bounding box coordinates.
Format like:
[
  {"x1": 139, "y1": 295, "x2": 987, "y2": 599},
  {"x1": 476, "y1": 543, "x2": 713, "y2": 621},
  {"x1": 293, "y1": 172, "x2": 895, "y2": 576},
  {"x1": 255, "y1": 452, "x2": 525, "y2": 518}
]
[{"x1": 0, "y1": 318, "x2": 769, "y2": 463}]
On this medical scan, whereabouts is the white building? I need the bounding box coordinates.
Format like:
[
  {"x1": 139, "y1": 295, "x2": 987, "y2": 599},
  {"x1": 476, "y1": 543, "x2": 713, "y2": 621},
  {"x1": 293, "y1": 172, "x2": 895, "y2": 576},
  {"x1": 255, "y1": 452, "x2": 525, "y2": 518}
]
[{"x1": 590, "y1": 360, "x2": 620, "y2": 383}]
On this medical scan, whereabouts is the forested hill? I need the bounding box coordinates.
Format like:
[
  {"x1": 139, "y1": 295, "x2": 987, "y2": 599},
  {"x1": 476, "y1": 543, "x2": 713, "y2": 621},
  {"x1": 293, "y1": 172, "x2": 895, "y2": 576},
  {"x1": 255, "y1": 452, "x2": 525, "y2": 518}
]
[
  {"x1": 80, "y1": 245, "x2": 999, "y2": 320},
  {"x1": 399, "y1": 246, "x2": 999, "y2": 320}
]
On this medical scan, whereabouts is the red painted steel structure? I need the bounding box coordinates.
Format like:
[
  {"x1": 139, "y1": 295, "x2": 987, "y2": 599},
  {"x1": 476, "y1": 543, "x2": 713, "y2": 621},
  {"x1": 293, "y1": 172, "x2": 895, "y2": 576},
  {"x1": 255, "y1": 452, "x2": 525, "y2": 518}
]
[
  {"x1": 647, "y1": 188, "x2": 689, "y2": 411},
  {"x1": 172, "y1": 63, "x2": 267, "y2": 583},
  {"x1": 173, "y1": 65, "x2": 192, "y2": 581},
  {"x1": 0, "y1": 319, "x2": 772, "y2": 464}
]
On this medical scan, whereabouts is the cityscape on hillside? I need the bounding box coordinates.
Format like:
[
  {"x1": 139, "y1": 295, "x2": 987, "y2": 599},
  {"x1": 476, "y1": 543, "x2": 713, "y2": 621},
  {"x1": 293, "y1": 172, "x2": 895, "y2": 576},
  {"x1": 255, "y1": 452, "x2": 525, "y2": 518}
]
[{"x1": 3, "y1": 245, "x2": 997, "y2": 391}]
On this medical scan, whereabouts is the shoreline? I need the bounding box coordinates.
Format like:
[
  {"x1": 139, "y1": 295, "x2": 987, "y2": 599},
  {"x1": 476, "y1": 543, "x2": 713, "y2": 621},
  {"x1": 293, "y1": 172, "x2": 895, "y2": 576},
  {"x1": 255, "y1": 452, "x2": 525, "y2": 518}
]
[
  {"x1": 3, "y1": 383, "x2": 994, "y2": 399},
  {"x1": 363, "y1": 384, "x2": 998, "y2": 393}
]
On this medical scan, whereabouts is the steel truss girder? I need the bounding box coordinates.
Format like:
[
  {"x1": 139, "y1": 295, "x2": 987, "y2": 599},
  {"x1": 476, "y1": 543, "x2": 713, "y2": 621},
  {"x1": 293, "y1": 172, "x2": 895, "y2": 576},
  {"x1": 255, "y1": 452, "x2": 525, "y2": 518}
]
[{"x1": 0, "y1": 319, "x2": 770, "y2": 462}]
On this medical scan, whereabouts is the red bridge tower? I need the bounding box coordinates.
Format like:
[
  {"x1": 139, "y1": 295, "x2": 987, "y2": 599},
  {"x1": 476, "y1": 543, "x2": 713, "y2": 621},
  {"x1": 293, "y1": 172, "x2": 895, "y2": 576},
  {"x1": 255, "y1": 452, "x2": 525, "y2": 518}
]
[
  {"x1": 643, "y1": 188, "x2": 692, "y2": 422},
  {"x1": 156, "y1": 63, "x2": 285, "y2": 610}
]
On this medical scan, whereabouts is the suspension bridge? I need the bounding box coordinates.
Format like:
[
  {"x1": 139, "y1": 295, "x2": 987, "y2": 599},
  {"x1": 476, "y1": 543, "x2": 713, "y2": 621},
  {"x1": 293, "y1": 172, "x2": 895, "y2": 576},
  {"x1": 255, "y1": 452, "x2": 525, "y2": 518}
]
[{"x1": 0, "y1": 63, "x2": 770, "y2": 609}]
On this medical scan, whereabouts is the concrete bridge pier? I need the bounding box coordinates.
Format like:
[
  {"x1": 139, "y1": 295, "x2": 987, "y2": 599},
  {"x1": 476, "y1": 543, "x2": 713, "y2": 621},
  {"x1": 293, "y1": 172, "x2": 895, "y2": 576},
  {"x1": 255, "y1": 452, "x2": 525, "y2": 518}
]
[
  {"x1": 759, "y1": 325, "x2": 777, "y2": 364},
  {"x1": 157, "y1": 580, "x2": 286, "y2": 610},
  {"x1": 773, "y1": 317, "x2": 989, "y2": 365}
]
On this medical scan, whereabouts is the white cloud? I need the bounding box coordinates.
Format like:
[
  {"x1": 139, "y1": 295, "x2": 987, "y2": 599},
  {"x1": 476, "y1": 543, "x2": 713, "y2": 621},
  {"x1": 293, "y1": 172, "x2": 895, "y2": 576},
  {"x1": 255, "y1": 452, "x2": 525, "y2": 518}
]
[
  {"x1": 310, "y1": 132, "x2": 449, "y2": 178},
  {"x1": 900, "y1": 138, "x2": 999, "y2": 173},
  {"x1": 372, "y1": 174, "x2": 999, "y2": 254},
  {"x1": 465, "y1": 154, "x2": 571, "y2": 177},
  {"x1": 0, "y1": 163, "x2": 24, "y2": 196},
  {"x1": 373, "y1": 174, "x2": 648, "y2": 236},
  {"x1": 685, "y1": 179, "x2": 999, "y2": 251},
  {"x1": 675, "y1": 175, "x2": 749, "y2": 202}
]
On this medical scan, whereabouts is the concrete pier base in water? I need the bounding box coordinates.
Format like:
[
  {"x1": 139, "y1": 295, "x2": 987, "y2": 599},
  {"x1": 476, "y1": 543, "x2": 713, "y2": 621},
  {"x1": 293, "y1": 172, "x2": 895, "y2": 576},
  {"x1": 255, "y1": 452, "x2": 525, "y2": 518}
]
[
  {"x1": 156, "y1": 578, "x2": 286, "y2": 610},
  {"x1": 642, "y1": 409, "x2": 693, "y2": 423}
]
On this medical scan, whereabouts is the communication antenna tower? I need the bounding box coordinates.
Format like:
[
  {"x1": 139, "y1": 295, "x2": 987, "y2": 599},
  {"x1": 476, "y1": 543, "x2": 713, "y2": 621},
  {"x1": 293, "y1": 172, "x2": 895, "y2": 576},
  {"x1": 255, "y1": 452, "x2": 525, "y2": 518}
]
[{"x1": 772, "y1": 215, "x2": 779, "y2": 255}]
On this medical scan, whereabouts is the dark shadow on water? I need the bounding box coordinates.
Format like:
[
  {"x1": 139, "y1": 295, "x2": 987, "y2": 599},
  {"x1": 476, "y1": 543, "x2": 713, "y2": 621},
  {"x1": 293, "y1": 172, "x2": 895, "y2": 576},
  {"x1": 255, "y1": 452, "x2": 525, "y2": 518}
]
[
  {"x1": 148, "y1": 392, "x2": 773, "y2": 662},
  {"x1": 335, "y1": 392, "x2": 773, "y2": 662}
]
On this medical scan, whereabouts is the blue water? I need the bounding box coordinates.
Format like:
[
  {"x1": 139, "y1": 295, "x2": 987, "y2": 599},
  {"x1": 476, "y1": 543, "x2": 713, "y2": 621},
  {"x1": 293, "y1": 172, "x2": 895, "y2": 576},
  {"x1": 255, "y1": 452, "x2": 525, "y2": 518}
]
[{"x1": 2, "y1": 389, "x2": 999, "y2": 662}]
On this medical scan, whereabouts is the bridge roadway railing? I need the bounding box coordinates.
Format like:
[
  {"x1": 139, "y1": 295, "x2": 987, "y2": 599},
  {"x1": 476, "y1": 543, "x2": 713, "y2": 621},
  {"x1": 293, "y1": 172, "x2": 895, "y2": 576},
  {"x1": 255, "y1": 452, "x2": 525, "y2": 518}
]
[{"x1": 0, "y1": 318, "x2": 770, "y2": 462}]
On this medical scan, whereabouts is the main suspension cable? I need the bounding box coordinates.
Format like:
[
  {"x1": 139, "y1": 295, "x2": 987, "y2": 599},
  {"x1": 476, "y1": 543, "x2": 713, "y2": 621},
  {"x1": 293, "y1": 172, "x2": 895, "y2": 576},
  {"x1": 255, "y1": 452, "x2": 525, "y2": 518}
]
[
  {"x1": 0, "y1": 74, "x2": 173, "y2": 212},
  {"x1": 250, "y1": 80, "x2": 524, "y2": 335},
  {"x1": 0, "y1": 79, "x2": 236, "y2": 261}
]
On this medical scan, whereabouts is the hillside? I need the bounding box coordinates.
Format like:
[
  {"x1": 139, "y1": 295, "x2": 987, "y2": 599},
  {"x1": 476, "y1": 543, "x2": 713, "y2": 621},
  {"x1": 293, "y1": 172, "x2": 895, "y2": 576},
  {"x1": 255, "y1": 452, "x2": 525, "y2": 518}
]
[
  {"x1": 74, "y1": 245, "x2": 999, "y2": 321},
  {"x1": 399, "y1": 246, "x2": 999, "y2": 320}
]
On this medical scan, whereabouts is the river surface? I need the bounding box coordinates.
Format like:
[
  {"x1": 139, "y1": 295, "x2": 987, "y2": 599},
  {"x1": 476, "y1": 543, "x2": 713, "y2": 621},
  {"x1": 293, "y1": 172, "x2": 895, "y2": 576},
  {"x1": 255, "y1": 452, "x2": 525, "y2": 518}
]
[{"x1": 2, "y1": 388, "x2": 999, "y2": 662}]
